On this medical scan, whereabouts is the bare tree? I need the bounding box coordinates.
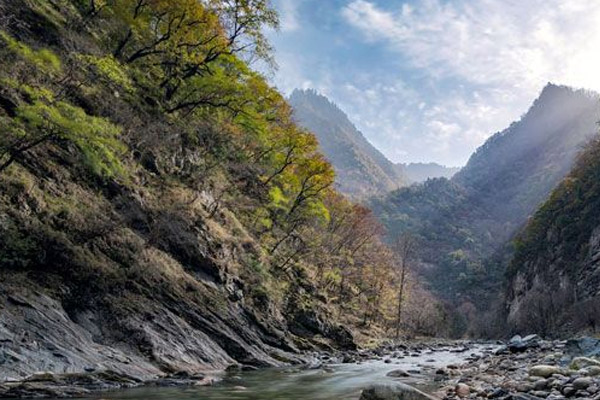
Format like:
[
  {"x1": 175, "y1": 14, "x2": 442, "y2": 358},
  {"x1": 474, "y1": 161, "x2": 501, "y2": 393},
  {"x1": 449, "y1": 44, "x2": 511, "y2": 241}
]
[{"x1": 394, "y1": 233, "x2": 416, "y2": 339}]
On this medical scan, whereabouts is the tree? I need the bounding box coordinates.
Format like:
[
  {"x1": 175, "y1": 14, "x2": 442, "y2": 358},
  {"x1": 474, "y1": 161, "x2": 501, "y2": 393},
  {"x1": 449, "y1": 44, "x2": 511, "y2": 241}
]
[
  {"x1": 207, "y1": 0, "x2": 279, "y2": 65},
  {"x1": 394, "y1": 233, "x2": 416, "y2": 339},
  {"x1": 0, "y1": 31, "x2": 124, "y2": 177}
]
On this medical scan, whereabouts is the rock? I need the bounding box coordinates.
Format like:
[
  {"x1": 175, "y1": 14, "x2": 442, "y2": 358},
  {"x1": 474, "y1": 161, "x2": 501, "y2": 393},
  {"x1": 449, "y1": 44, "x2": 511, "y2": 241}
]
[
  {"x1": 566, "y1": 337, "x2": 600, "y2": 358},
  {"x1": 583, "y1": 366, "x2": 600, "y2": 376},
  {"x1": 455, "y1": 383, "x2": 470, "y2": 398},
  {"x1": 533, "y1": 379, "x2": 548, "y2": 390},
  {"x1": 572, "y1": 377, "x2": 593, "y2": 390},
  {"x1": 509, "y1": 334, "x2": 540, "y2": 353},
  {"x1": 488, "y1": 388, "x2": 509, "y2": 398},
  {"x1": 510, "y1": 335, "x2": 523, "y2": 343},
  {"x1": 562, "y1": 385, "x2": 576, "y2": 396},
  {"x1": 571, "y1": 356, "x2": 600, "y2": 370},
  {"x1": 530, "y1": 390, "x2": 550, "y2": 397},
  {"x1": 387, "y1": 369, "x2": 410, "y2": 378},
  {"x1": 529, "y1": 365, "x2": 562, "y2": 378},
  {"x1": 516, "y1": 382, "x2": 535, "y2": 392},
  {"x1": 511, "y1": 394, "x2": 546, "y2": 400},
  {"x1": 360, "y1": 383, "x2": 439, "y2": 400},
  {"x1": 522, "y1": 334, "x2": 541, "y2": 342}
]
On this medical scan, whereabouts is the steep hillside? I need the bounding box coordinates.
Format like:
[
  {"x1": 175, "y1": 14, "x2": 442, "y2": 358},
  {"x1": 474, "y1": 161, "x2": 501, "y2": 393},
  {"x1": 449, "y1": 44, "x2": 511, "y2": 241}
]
[
  {"x1": 506, "y1": 136, "x2": 600, "y2": 336},
  {"x1": 401, "y1": 163, "x2": 460, "y2": 183},
  {"x1": 372, "y1": 84, "x2": 600, "y2": 334},
  {"x1": 289, "y1": 89, "x2": 409, "y2": 198},
  {"x1": 0, "y1": 1, "x2": 414, "y2": 392},
  {"x1": 454, "y1": 84, "x2": 600, "y2": 230}
]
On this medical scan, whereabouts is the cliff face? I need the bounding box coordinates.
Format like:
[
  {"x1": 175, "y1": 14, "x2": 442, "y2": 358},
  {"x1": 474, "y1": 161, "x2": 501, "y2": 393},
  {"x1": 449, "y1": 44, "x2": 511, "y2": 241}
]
[
  {"x1": 0, "y1": 0, "x2": 358, "y2": 387},
  {"x1": 506, "y1": 137, "x2": 600, "y2": 336},
  {"x1": 0, "y1": 158, "x2": 328, "y2": 382}
]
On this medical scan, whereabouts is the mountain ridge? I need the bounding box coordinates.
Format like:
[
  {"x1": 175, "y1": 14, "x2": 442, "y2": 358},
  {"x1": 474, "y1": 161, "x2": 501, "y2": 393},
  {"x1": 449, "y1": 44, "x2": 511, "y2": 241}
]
[
  {"x1": 371, "y1": 83, "x2": 600, "y2": 335},
  {"x1": 289, "y1": 89, "x2": 409, "y2": 198}
]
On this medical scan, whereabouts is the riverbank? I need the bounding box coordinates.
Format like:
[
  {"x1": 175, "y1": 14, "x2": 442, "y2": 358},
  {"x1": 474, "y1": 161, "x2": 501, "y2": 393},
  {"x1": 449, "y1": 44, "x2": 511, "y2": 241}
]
[
  {"x1": 2, "y1": 337, "x2": 600, "y2": 399},
  {"x1": 431, "y1": 336, "x2": 600, "y2": 400}
]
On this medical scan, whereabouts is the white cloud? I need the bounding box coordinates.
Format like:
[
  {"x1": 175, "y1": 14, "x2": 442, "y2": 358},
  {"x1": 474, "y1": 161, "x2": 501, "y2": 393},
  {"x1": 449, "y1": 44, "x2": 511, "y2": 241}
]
[
  {"x1": 337, "y1": 0, "x2": 600, "y2": 165},
  {"x1": 342, "y1": 0, "x2": 600, "y2": 91},
  {"x1": 276, "y1": 0, "x2": 303, "y2": 32}
]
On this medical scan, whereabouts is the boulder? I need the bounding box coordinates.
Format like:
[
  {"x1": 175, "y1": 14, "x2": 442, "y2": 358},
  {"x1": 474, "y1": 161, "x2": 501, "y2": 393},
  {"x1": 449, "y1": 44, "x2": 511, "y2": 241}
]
[
  {"x1": 572, "y1": 377, "x2": 593, "y2": 390},
  {"x1": 455, "y1": 383, "x2": 470, "y2": 398},
  {"x1": 571, "y1": 357, "x2": 600, "y2": 370},
  {"x1": 566, "y1": 337, "x2": 600, "y2": 358},
  {"x1": 583, "y1": 366, "x2": 600, "y2": 376},
  {"x1": 529, "y1": 365, "x2": 561, "y2": 378},
  {"x1": 509, "y1": 334, "x2": 540, "y2": 353},
  {"x1": 360, "y1": 383, "x2": 439, "y2": 400},
  {"x1": 387, "y1": 369, "x2": 411, "y2": 378}
]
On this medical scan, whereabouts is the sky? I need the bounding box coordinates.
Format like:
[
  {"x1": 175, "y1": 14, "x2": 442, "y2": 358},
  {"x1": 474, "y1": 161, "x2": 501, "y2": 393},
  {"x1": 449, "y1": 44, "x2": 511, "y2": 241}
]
[{"x1": 263, "y1": 0, "x2": 600, "y2": 167}]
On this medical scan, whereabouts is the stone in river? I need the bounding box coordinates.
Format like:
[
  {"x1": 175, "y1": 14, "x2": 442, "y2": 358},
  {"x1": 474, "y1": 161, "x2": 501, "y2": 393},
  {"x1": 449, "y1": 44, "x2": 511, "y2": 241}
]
[
  {"x1": 360, "y1": 383, "x2": 439, "y2": 400},
  {"x1": 386, "y1": 369, "x2": 410, "y2": 378}
]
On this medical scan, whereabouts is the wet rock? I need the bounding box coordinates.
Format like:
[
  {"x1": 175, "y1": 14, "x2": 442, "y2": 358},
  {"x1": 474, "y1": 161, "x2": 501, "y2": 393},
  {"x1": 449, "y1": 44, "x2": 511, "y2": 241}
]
[
  {"x1": 360, "y1": 383, "x2": 439, "y2": 400},
  {"x1": 387, "y1": 369, "x2": 410, "y2": 378}
]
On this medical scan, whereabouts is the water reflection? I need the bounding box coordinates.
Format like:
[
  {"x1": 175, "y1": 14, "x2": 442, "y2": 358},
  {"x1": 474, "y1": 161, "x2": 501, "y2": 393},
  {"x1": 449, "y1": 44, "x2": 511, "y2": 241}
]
[{"x1": 74, "y1": 346, "x2": 491, "y2": 400}]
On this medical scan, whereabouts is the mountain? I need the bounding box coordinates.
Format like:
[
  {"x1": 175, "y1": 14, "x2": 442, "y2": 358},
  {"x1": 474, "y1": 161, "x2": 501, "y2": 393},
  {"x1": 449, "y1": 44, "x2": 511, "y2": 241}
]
[
  {"x1": 0, "y1": 1, "x2": 415, "y2": 391},
  {"x1": 401, "y1": 162, "x2": 461, "y2": 183},
  {"x1": 506, "y1": 136, "x2": 600, "y2": 336},
  {"x1": 289, "y1": 89, "x2": 409, "y2": 198},
  {"x1": 371, "y1": 84, "x2": 600, "y2": 335}
]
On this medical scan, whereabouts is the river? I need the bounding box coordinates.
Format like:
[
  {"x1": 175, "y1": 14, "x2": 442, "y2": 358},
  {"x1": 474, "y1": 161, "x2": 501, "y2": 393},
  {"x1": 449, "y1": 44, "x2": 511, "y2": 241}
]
[{"x1": 64, "y1": 344, "x2": 495, "y2": 400}]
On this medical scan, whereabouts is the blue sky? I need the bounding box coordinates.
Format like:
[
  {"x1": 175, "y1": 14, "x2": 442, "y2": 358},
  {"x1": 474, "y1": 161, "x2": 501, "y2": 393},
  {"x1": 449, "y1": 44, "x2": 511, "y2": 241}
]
[{"x1": 264, "y1": 0, "x2": 600, "y2": 167}]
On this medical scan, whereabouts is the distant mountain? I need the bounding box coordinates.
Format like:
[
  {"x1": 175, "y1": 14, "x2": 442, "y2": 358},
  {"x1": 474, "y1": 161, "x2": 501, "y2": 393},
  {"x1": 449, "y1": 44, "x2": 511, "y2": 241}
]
[
  {"x1": 289, "y1": 89, "x2": 409, "y2": 198},
  {"x1": 371, "y1": 84, "x2": 600, "y2": 335},
  {"x1": 401, "y1": 162, "x2": 461, "y2": 183}
]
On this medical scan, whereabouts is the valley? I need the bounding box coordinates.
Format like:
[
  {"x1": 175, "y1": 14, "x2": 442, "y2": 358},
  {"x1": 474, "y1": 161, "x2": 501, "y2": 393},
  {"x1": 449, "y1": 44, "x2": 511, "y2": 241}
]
[{"x1": 1, "y1": 0, "x2": 600, "y2": 400}]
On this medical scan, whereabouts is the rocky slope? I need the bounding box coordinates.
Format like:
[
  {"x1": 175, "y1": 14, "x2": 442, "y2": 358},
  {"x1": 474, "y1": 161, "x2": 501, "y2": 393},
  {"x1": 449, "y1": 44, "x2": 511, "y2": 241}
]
[
  {"x1": 0, "y1": 0, "x2": 360, "y2": 396},
  {"x1": 289, "y1": 89, "x2": 409, "y2": 198},
  {"x1": 371, "y1": 84, "x2": 600, "y2": 335}
]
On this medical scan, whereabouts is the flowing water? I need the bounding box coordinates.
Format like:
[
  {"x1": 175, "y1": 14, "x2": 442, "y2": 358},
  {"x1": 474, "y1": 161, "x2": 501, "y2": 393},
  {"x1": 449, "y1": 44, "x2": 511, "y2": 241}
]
[{"x1": 73, "y1": 345, "x2": 494, "y2": 400}]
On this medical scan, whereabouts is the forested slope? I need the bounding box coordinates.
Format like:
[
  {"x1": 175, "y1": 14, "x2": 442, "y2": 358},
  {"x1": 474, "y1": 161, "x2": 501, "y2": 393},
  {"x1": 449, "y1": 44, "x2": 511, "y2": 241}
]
[
  {"x1": 0, "y1": 0, "x2": 427, "y2": 387},
  {"x1": 371, "y1": 84, "x2": 600, "y2": 335},
  {"x1": 289, "y1": 89, "x2": 409, "y2": 198},
  {"x1": 506, "y1": 136, "x2": 600, "y2": 336}
]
